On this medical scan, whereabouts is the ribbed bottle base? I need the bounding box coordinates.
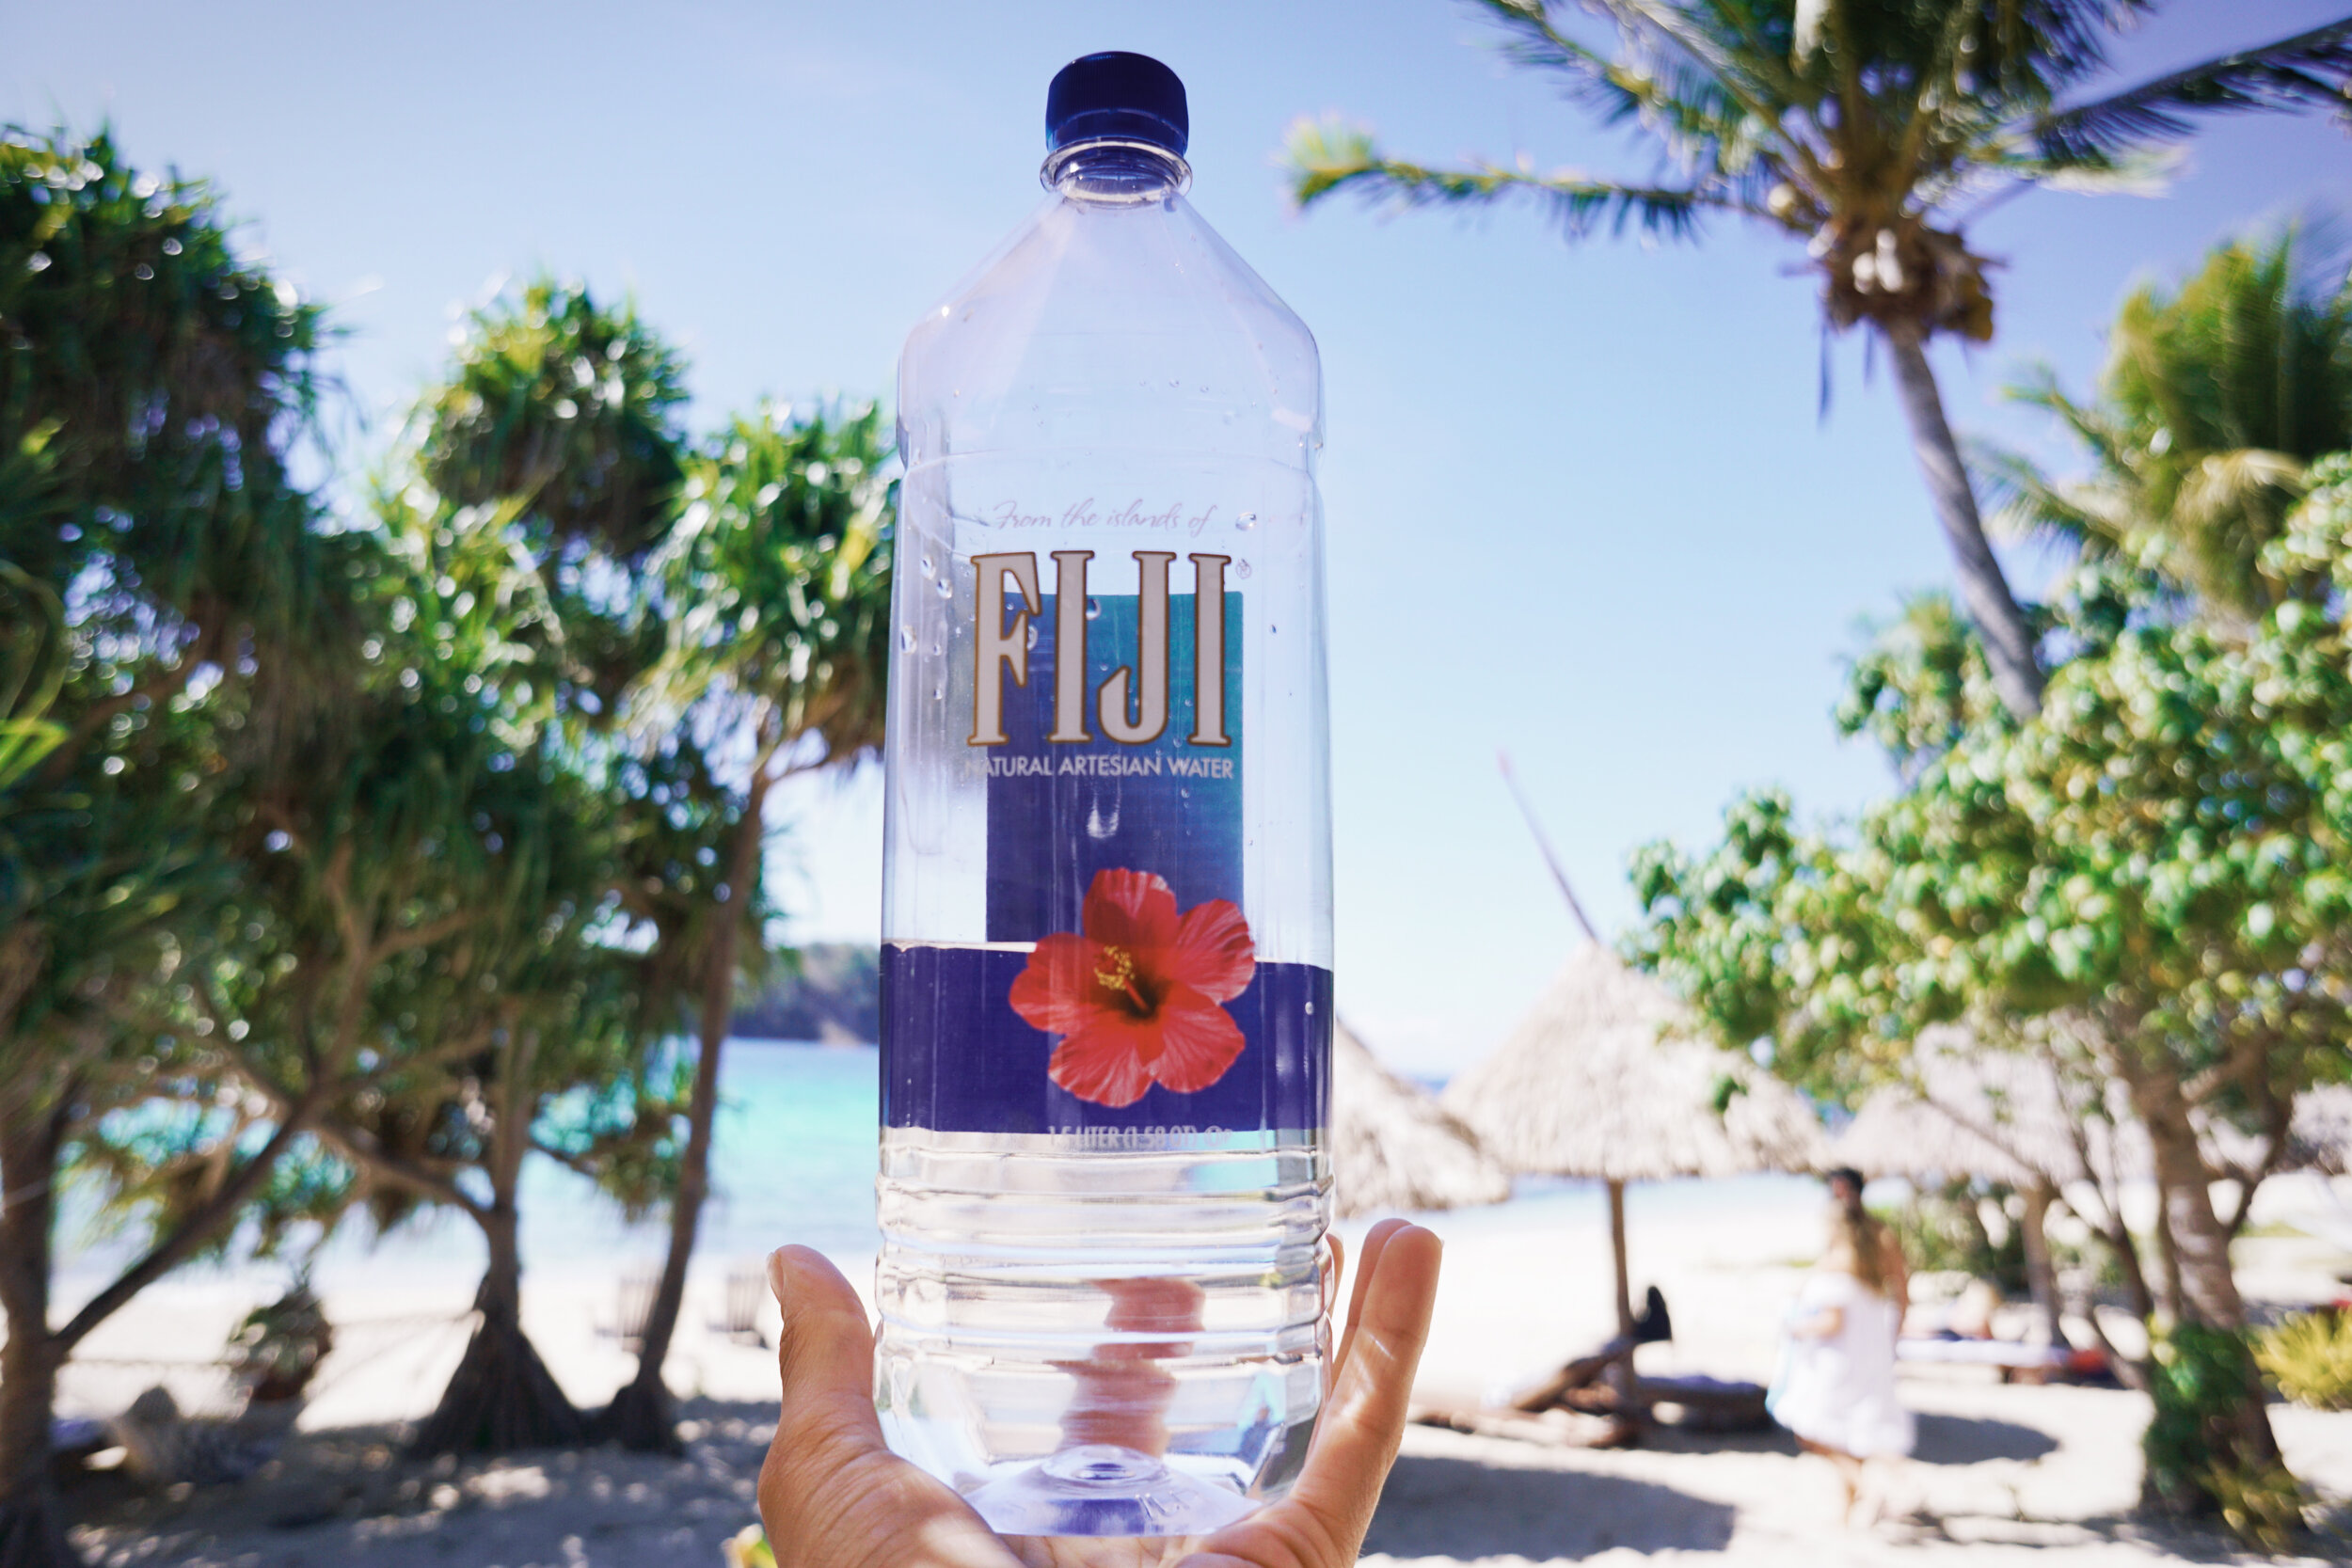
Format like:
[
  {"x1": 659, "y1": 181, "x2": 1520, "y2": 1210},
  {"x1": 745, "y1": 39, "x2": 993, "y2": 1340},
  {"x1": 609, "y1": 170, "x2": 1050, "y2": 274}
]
[{"x1": 875, "y1": 1129, "x2": 1330, "y2": 1536}]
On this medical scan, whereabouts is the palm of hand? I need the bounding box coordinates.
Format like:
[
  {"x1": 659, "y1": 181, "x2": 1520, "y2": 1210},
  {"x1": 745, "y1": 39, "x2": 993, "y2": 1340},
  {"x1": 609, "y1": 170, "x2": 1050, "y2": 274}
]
[{"x1": 757, "y1": 1220, "x2": 1441, "y2": 1568}]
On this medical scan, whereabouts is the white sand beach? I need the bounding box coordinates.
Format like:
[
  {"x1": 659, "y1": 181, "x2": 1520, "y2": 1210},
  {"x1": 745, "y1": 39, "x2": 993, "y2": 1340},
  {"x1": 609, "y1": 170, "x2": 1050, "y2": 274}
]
[{"x1": 55, "y1": 1175, "x2": 2352, "y2": 1566}]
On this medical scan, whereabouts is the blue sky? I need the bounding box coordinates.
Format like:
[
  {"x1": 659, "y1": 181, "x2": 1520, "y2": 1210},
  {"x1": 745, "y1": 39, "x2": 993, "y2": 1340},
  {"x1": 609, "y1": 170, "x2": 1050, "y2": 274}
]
[{"x1": 12, "y1": 1, "x2": 2351, "y2": 1073}]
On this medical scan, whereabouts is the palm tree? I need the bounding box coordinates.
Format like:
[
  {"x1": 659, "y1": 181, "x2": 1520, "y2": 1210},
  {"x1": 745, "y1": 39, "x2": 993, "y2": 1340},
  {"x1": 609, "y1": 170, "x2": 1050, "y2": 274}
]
[
  {"x1": 1979, "y1": 227, "x2": 2352, "y2": 623},
  {"x1": 601, "y1": 402, "x2": 893, "y2": 1450},
  {"x1": 1285, "y1": 1, "x2": 2352, "y2": 718}
]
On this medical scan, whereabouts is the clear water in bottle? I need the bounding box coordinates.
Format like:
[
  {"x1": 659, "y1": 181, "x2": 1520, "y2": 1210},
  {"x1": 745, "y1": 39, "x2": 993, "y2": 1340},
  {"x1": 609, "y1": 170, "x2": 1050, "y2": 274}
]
[{"x1": 877, "y1": 51, "x2": 1332, "y2": 1541}]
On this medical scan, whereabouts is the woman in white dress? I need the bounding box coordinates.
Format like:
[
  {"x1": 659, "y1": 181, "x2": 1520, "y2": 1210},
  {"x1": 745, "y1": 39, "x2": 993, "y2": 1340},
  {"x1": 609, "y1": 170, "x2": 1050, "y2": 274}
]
[{"x1": 1767, "y1": 1168, "x2": 1915, "y2": 1524}]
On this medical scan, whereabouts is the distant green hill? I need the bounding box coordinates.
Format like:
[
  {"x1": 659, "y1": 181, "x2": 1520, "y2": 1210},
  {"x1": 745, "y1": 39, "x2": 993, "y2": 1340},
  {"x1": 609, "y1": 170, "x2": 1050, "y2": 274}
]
[{"x1": 733, "y1": 942, "x2": 880, "y2": 1044}]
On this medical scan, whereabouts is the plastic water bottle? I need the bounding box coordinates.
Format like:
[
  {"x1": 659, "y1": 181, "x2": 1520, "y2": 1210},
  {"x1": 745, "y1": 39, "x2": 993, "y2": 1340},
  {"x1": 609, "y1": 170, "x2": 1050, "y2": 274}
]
[{"x1": 877, "y1": 51, "x2": 1331, "y2": 1540}]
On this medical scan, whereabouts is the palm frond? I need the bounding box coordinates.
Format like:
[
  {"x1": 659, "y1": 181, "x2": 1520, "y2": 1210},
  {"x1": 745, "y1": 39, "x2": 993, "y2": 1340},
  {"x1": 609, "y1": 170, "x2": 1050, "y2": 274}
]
[
  {"x1": 1585, "y1": 0, "x2": 1802, "y2": 121},
  {"x1": 2008, "y1": 144, "x2": 2183, "y2": 197},
  {"x1": 1469, "y1": 0, "x2": 1638, "y2": 113},
  {"x1": 1999, "y1": 367, "x2": 2138, "y2": 476},
  {"x1": 2034, "y1": 18, "x2": 2352, "y2": 164},
  {"x1": 2172, "y1": 449, "x2": 2307, "y2": 534},
  {"x1": 1971, "y1": 442, "x2": 2109, "y2": 551},
  {"x1": 1282, "y1": 114, "x2": 1738, "y2": 240},
  {"x1": 1470, "y1": 0, "x2": 1753, "y2": 153}
]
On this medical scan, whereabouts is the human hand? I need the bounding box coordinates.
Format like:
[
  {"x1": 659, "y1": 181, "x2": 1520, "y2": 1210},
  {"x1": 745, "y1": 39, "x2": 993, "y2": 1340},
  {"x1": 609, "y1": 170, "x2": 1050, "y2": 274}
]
[{"x1": 756, "y1": 1218, "x2": 1442, "y2": 1568}]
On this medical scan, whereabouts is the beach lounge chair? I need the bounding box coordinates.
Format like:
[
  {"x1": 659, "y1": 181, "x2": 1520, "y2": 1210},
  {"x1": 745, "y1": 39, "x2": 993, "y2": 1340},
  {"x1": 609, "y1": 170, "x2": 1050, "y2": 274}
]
[
  {"x1": 711, "y1": 1260, "x2": 769, "y2": 1345},
  {"x1": 1897, "y1": 1336, "x2": 2072, "y2": 1383},
  {"x1": 614, "y1": 1268, "x2": 660, "y2": 1350}
]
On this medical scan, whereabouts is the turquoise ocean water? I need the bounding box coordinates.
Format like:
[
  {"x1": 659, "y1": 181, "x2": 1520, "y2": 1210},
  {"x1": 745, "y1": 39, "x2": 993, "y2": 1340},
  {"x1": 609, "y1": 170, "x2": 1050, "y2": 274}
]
[
  {"x1": 507, "y1": 1041, "x2": 890, "y2": 1274},
  {"x1": 59, "y1": 1041, "x2": 1821, "y2": 1292}
]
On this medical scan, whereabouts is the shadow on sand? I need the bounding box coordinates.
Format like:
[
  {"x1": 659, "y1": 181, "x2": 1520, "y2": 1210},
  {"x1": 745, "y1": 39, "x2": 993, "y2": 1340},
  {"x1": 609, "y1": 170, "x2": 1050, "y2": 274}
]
[
  {"x1": 1362, "y1": 1451, "x2": 1737, "y2": 1559},
  {"x1": 1641, "y1": 1410, "x2": 2056, "y2": 1466},
  {"x1": 1911, "y1": 1410, "x2": 2060, "y2": 1465}
]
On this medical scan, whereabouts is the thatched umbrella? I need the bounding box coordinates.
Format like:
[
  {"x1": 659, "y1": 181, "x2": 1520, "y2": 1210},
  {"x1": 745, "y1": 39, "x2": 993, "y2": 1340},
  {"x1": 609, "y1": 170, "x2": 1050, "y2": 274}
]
[
  {"x1": 1834, "y1": 1029, "x2": 2095, "y2": 1186},
  {"x1": 2290, "y1": 1085, "x2": 2352, "y2": 1176},
  {"x1": 1329, "y1": 1021, "x2": 1511, "y2": 1218},
  {"x1": 1840, "y1": 1033, "x2": 2352, "y2": 1341},
  {"x1": 1443, "y1": 942, "x2": 1825, "y2": 1337}
]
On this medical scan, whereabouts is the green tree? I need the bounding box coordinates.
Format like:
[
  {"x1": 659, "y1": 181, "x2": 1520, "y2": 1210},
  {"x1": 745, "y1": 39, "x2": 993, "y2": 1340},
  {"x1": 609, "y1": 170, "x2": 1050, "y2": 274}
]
[
  {"x1": 0, "y1": 432, "x2": 68, "y2": 797},
  {"x1": 1629, "y1": 233, "x2": 2352, "y2": 1529},
  {"x1": 207, "y1": 491, "x2": 682, "y2": 1455},
  {"x1": 601, "y1": 403, "x2": 893, "y2": 1450},
  {"x1": 1284, "y1": 0, "x2": 2352, "y2": 718},
  {"x1": 0, "y1": 129, "x2": 341, "y2": 1568},
  {"x1": 405, "y1": 280, "x2": 715, "y2": 1449},
  {"x1": 418, "y1": 277, "x2": 688, "y2": 567}
]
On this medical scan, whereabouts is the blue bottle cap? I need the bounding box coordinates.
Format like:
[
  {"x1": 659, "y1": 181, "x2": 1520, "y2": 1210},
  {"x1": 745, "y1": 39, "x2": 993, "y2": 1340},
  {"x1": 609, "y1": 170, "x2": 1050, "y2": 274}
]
[{"x1": 1045, "y1": 52, "x2": 1188, "y2": 157}]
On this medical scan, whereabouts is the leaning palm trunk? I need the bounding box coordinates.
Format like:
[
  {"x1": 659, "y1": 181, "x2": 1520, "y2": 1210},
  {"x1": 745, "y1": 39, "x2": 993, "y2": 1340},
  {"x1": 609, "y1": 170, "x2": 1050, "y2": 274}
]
[
  {"x1": 1884, "y1": 327, "x2": 2044, "y2": 718},
  {"x1": 605, "y1": 775, "x2": 770, "y2": 1452}
]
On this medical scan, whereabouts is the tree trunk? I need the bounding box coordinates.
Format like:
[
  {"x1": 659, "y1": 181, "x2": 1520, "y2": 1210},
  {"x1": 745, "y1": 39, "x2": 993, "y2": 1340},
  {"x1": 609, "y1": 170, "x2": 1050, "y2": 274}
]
[
  {"x1": 0, "y1": 1095, "x2": 80, "y2": 1568},
  {"x1": 1883, "y1": 326, "x2": 2045, "y2": 720},
  {"x1": 607, "y1": 776, "x2": 770, "y2": 1452},
  {"x1": 2110, "y1": 1046, "x2": 2286, "y2": 1516},
  {"x1": 411, "y1": 1201, "x2": 584, "y2": 1456},
  {"x1": 2018, "y1": 1184, "x2": 2067, "y2": 1349},
  {"x1": 2122, "y1": 1070, "x2": 2246, "y2": 1333},
  {"x1": 2096, "y1": 1209, "x2": 2156, "y2": 1328},
  {"x1": 414, "y1": 1038, "x2": 582, "y2": 1457},
  {"x1": 2084, "y1": 1207, "x2": 2155, "y2": 1389},
  {"x1": 2147, "y1": 1193, "x2": 2185, "y2": 1328}
]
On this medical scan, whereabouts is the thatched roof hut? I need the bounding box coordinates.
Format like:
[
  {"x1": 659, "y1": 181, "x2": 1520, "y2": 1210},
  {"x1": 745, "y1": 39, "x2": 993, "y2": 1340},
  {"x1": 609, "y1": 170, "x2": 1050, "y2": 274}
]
[
  {"x1": 1836, "y1": 1026, "x2": 2352, "y2": 1189},
  {"x1": 1329, "y1": 1022, "x2": 1511, "y2": 1218},
  {"x1": 1836, "y1": 1088, "x2": 2040, "y2": 1188},
  {"x1": 1442, "y1": 943, "x2": 1823, "y2": 1182},
  {"x1": 1832, "y1": 1026, "x2": 2100, "y2": 1189},
  {"x1": 1831, "y1": 1028, "x2": 2162, "y2": 1346},
  {"x1": 2290, "y1": 1085, "x2": 2352, "y2": 1176},
  {"x1": 1442, "y1": 942, "x2": 1824, "y2": 1333}
]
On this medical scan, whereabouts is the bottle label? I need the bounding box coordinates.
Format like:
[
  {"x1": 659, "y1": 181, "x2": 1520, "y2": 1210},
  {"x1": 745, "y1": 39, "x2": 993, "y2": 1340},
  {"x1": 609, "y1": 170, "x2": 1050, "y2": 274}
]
[{"x1": 882, "y1": 548, "x2": 1329, "y2": 1137}]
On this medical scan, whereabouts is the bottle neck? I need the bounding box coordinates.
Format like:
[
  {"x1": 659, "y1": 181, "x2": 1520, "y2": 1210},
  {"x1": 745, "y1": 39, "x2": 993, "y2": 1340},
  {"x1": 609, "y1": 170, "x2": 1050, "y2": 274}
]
[{"x1": 1041, "y1": 139, "x2": 1191, "y2": 205}]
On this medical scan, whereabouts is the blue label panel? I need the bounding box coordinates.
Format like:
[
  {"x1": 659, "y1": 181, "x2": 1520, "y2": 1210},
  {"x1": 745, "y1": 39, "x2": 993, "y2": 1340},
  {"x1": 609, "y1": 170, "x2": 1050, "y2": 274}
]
[
  {"x1": 881, "y1": 944, "x2": 1330, "y2": 1135},
  {"x1": 985, "y1": 591, "x2": 1242, "y2": 943}
]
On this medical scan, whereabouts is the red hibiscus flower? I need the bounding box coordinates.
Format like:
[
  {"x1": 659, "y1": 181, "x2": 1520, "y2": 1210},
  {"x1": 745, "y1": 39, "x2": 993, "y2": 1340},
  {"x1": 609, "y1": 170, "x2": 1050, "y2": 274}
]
[{"x1": 1008, "y1": 868, "x2": 1256, "y2": 1108}]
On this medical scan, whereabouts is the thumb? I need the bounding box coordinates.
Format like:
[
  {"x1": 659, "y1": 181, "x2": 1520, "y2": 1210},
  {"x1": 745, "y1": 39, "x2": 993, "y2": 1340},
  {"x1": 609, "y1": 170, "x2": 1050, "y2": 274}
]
[
  {"x1": 757, "y1": 1247, "x2": 1013, "y2": 1568},
  {"x1": 770, "y1": 1245, "x2": 886, "y2": 1459}
]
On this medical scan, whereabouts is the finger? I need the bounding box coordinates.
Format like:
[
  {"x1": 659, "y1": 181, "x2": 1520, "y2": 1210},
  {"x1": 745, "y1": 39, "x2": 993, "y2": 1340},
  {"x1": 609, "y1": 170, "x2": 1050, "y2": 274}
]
[
  {"x1": 1186, "y1": 1224, "x2": 1441, "y2": 1568},
  {"x1": 1279, "y1": 1224, "x2": 1442, "y2": 1555},
  {"x1": 1330, "y1": 1218, "x2": 1408, "y2": 1386}
]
